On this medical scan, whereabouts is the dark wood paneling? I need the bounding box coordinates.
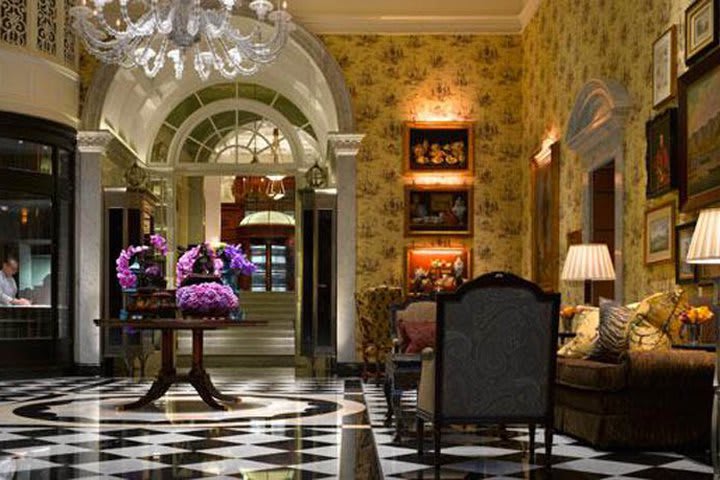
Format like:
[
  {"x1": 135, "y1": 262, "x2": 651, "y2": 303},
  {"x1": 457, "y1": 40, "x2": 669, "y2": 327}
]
[{"x1": 592, "y1": 161, "x2": 615, "y2": 304}]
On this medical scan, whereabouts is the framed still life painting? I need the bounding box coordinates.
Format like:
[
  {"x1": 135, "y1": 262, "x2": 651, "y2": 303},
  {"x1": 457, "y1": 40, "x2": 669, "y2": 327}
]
[
  {"x1": 406, "y1": 246, "x2": 471, "y2": 296},
  {"x1": 404, "y1": 185, "x2": 473, "y2": 236},
  {"x1": 653, "y1": 26, "x2": 677, "y2": 107},
  {"x1": 685, "y1": 0, "x2": 718, "y2": 65},
  {"x1": 404, "y1": 122, "x2": 474, "y2": 174},
  {"x1": 675, "y1": 222, "x2": 698, "y2": 283},
  {"x1": 679, "y1": 49, "x2": 720, "y2": 211},
  {"x1": 645, "y1": 109, "x2": 678, "y2": 198},
  {"x1": 645, "y1": 202, "x2": 675, "y2": 265}
]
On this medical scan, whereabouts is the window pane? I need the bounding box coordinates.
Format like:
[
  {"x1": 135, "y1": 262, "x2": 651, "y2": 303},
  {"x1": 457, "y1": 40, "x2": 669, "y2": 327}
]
[{"x1": 0, "y1": 137, "x2": 53, "y2": 174}]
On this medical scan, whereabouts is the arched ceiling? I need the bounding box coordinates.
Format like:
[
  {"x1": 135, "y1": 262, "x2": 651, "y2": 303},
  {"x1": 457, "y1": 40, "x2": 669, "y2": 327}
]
[{"x1": 98, "y1": 17, "x2": 341, "y2": 164}]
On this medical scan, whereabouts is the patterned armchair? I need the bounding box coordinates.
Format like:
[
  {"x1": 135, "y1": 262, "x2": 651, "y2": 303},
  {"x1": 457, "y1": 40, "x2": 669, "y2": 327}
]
[
  {"x1": 416, "y1": 272, "x2": 560, "y2": 465},
  {"x1": 355, "y1": 285, "x2": 403, "y2": 382}
]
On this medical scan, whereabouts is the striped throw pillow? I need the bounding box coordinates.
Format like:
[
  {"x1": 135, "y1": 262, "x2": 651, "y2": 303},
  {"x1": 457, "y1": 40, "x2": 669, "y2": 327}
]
[{"x1": 587, "y1": 298, "x2": 633, "y2": 363}]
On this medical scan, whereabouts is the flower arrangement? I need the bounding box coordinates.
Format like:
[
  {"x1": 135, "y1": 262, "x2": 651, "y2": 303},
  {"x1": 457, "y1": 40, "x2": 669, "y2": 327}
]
[
  {"x1": 176, "y1": 281, "x2": 238, "y2": 317},
  {"x1": 115, "y1": 234, "x2": 168, "y2": 290},
  {"x1": 679, "y1": 306, "x2": 714, "y2": 325},
  {"x1": 176, "y1": 242, "x2": 255, "y2": 287}
]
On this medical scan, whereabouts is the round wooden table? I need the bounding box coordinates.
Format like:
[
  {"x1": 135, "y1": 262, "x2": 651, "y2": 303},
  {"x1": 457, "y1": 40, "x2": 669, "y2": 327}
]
[{"x1": 94, "y1": 318, "x2": 267, "y2": 411}]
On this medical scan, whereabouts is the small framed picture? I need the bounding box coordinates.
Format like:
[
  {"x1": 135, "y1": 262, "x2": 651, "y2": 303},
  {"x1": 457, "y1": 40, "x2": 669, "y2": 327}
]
[
  {"x1": 685, "y1": 0, "x2": 718, "y2": 65},
  {"x1": 645, "y1": 202, "x2": 675, "y2": 265},
  {"x1": 404, "y1": 122, "x2": 474, "y2": 174},
  {"x1": 654, "y1": 26, "x2": 678, "y2": 107},
  {"x1": 405, "y1": 185, "x2": 473, "y2": 236},
  {"x1": 406, "y1": 246, "x2": 471, "y2": 296},
  {"x1": 675, "y1": 222, "x2": 698, "y2": 284},
  {"x1": 645, "y1": 108, "x2": 678, "y2": 198}
]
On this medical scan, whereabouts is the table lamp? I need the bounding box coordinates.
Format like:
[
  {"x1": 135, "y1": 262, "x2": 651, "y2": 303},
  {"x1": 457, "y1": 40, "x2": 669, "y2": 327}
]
[{"x1": 560, "y1": 243, "x2": 616, "y2": 305}]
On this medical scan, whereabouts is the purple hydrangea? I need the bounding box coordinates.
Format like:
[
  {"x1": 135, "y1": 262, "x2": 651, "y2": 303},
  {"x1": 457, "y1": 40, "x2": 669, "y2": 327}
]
[
  {"x1": 220, "y1": 243, "x2": 257, "y2": 276},
  {"x1": 176, "y1": 245, "x2": 201, "y2": 286},
  {"x1": 150, "y1": 234, "x2": 168, "y2": 256},
  {"x1": 176, "y1": 282, "x2": 238, "y2": 315},
  {"x1": 115, "y1": 245, "x2": 149, "y2": 290}
]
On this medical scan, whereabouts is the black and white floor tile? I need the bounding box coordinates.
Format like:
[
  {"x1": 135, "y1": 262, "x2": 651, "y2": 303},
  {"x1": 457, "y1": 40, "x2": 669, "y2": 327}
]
[
  {"x1": 362, "y1": 383, "x2": 715, "y2": 479},
  {"x1": 0, "y1": 375, "x2": 714, "y2": 479},
  {"x1": 0, "y1": 375, "x2": 379, "y2": 479}
]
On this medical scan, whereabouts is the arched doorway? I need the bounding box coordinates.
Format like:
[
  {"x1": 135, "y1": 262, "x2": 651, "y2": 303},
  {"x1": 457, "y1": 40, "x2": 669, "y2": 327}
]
[
  {"x1": 565, "y1": 79, "x2": 632, "y2": 303},
  {"x1": 78, "y1": 17, "x2": 363, "y2": 368}
]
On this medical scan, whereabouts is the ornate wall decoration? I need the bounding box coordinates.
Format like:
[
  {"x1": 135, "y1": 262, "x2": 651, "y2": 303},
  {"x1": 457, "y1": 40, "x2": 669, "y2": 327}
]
[
  {"x1": 0, "y1": 0, "x2": 27, "y2": 47},
  {"x1": 37, "y1": 0, "x2": 57, "y2": 55},
  {"x1": 64, "y1": 0, "x2": 76, "y2": 65}
]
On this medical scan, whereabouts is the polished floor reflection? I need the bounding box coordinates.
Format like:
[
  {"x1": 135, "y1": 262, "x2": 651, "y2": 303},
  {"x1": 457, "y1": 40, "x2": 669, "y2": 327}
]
[{"x1": 0, "y1": 375, "x2": 713, "y2": 479}]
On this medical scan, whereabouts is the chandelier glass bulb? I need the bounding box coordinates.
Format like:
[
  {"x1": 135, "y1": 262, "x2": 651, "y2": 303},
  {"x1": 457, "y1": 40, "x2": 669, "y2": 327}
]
[{"x1": 70, "y1": 0, "x2": 293, "y2": 80}]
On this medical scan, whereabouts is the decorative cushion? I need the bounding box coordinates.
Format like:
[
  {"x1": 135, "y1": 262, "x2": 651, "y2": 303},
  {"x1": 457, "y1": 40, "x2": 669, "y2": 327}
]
[
  {"x1": 628, "y1": 317, "x2": 672, "y2": 352},
  {"x1": 587, "y1": 298, "x2": 634, "y2": 364},
  {"x1": 398, "y1": 320, "x2": 435, "y2": 354},
  {"x1": 558, "y1": 306, "x2": 599, "y2": 359},
  {"x1": 636, "y1": 289, "x2": 688, "y2": 345}
]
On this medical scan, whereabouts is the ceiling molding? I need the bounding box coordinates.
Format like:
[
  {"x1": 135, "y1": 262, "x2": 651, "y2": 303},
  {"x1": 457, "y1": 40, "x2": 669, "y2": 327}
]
[{"x1": 295, "y1": 14, "x2": 526, "y2": 35}]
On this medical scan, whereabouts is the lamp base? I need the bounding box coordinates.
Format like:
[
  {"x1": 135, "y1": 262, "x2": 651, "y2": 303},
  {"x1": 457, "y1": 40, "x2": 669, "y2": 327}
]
[{"x1": 583, "y1": 280, "x2": 592, "y2": 305}]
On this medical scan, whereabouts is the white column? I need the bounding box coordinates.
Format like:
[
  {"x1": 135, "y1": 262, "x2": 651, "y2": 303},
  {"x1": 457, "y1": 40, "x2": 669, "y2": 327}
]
[
  {"x1": 75, "y1": 132, "x2": 112, "y2": 368},
  {"x1": 328, "y1": 133, "x2": 364, "y2": 364},
  {"x1": 204, "y1": 176, "x2": 222, "y2": 243}
]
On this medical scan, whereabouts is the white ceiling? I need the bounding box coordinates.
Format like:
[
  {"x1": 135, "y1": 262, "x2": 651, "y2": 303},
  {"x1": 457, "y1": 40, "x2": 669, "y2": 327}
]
[{"x1": 286, "y1": 0, "x2": 541, "y2": 34}]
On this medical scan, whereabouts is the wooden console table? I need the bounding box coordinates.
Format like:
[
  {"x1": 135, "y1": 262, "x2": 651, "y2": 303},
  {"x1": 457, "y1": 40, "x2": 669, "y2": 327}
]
[{"x1": 94, "y1": 318, "x2": 267, "y2": 411}]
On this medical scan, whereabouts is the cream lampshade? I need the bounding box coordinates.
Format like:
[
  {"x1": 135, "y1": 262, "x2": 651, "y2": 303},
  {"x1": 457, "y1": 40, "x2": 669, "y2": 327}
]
[
  {"x1": 561, "y1": 243, "x2": 616, "y2": 304},
  {"x1": 687, "y1": 208, "x2": 720, "y2": 304}
]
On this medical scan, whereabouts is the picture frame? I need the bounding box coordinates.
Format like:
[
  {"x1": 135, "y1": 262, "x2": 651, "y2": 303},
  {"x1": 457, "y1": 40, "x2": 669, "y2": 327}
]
[
  {"x1": 403, "y1": 121, "x2": 474, "y2": 174},
  {"x1": 654, "y1": 25, "x2": 678, "y2": 107},
  {"x1": 530, "y1": 142, "x2": 560, "y2": 292},
  {"x1": 698, "y1": 263, "x2": 720, "y2": 282},
  {"x1": 645, "y1": 202, "x2": 675, "y2": 265},
  {"x1": 678, "y1": 48, "x2": 720, "y2": 211},
  {"x1": 645, "y1": 108, "x2": 678, "y2": 198},
  {"x1": 675, "y1": 222, "x2": 698, "y2": 284},
  {"x1": 406, "y1": 246, "x2": 472, "y2": 296},
  {"x1": 404, "y1": 185, "x2": 473, "y2": 236},
  {"x1": 685, "y1": 0, "x2": 719, "y2": 65}
]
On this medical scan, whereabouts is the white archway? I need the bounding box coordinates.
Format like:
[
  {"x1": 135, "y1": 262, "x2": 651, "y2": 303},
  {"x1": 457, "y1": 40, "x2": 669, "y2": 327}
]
[{"x1": 566, "y1": 79, "x2": 632, "y2": 303}]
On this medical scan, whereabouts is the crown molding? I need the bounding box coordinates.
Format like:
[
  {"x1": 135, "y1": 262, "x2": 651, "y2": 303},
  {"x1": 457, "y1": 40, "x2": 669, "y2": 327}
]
[{"x1": 296, "y1": 14, "x2": 525, "y2": 35}]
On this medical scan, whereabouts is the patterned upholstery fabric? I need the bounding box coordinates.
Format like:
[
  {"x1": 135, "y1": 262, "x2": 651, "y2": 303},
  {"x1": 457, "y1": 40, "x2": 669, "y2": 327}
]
[
  {"x1": 635, "y1": 289, "x2": 688, "y2": 345},
  {"x1": 557, "y1": 307, "x2": 599, "y2": 358},
  {"x1": 587, "y1": 299, "x2": 634, "y2": 364},
  {"x1": 398, "y1": 321, "x2": 435, "y2": 353},
  {"x1": 355, "y1": 286, "x2": 403, "y2": 381}
]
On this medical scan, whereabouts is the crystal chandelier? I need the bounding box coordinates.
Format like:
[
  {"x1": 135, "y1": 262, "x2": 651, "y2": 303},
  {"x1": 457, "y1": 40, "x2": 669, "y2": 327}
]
[{"x1": 70, "y1": 0, "x2": 293, "y2": 80}]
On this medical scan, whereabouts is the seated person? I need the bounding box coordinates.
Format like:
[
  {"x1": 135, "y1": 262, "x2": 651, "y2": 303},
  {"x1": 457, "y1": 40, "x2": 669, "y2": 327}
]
[{"x1": 0, "y1": 257, "x2": 31, "y2": 306}]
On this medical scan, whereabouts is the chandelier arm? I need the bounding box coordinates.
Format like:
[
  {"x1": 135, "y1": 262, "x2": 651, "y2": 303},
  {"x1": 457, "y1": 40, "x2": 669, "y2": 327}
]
[
  {"x1": 223, "y1": 22, "x2": 289, "y2": 63},
  {"x1": 217, "y1": 36, "x2": 260, "y2": 76},
  {"x1": 193, "y1": 44, "x2": 212, "y2": 81},
  {"x1": 118, "y1": 3, "x2": 160, "y2": 38}
]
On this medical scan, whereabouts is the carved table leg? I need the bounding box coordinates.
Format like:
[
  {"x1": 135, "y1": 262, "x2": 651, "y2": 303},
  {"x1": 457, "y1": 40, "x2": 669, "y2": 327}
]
[
  {"x1": 118, "y1": 329, "x2": 175, "y2": 411},
  {"x1": 188, "y1": 329, "x2": 239, "y2": 410}
]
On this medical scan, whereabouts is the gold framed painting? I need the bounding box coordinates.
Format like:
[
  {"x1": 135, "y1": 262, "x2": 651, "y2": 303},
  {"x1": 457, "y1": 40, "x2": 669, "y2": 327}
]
[
  {"x1": 406, "y1": 246, "x2": 472, "y2": 296},
  {"x1": 403, "y1": 122, "x2": 474, "y2": 174},
  {"x1": 685, "y1": 0, "x2": 719, "y2": 65},
  {"x1": 654, "y1": 26, "x2": 678, "y2": 107},
  {"x1": 645, "y1": 202, "x2": 675, "y2": 265},
  {"x1": 404, "y1": 185, "x2": 473, "y2": 236},
  {"x1": 675, "y1": 222, "x2": 698, "y2": 284}
]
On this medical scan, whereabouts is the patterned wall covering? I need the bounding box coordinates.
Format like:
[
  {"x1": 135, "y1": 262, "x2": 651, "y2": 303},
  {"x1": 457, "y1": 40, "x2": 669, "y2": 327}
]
[
  {"x1": 0, "y1": 0, "x2": 26, "y2": 47},
  {"x1": 63, "y1": 0, "x2": 75, "y2": 64},
  {"x1": 522, "y1": 0, "x2": 696, "y2": 305},
  {"x1": 320, "y1": 35, "x2": 525, "y2": 291}
]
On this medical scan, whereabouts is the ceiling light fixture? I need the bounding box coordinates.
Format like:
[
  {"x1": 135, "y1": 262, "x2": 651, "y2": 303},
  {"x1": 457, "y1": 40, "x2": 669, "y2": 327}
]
[{"x1": 70, "y1": 0, "x2": 293, "y2": 81}]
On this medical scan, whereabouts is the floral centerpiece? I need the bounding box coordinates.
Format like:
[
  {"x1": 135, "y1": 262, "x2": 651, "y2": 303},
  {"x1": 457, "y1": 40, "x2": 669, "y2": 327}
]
[
  {"x1": 679, "y1": 306, "x2": 715, "y2": 344},
  {"x1": 115, "y1": 234, "x2": 168, "y2": 291},
  {"x1": 175, "y1": 242, "x2": 255, "y2": 318}
]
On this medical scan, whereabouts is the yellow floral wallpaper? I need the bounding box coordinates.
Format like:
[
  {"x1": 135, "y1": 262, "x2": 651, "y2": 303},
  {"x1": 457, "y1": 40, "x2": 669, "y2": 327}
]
[
  {"x1": 522, "y1": 0, "x2": 699, "y2": 305},
  {"x1": 320, "y1": 35, "x2": 526, "y2": 292}
]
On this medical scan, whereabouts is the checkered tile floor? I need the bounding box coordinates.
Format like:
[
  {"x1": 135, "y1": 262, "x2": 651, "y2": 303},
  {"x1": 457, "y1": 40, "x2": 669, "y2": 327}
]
[
  {"x1": 0, "y1": 375, "x2": 378, "y2": 479},
  {"x1": 362, "y1": 383, "x2": 715, "y2": 479},
  {"x1": 0, "y1": 376, "x2": 713, "y2": 479}
]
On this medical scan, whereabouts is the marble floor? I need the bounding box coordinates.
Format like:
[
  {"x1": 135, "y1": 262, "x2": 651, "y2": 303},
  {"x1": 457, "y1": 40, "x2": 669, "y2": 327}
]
[{"x1": 0, "y1": 373, "x2": 712, "y2": 479}]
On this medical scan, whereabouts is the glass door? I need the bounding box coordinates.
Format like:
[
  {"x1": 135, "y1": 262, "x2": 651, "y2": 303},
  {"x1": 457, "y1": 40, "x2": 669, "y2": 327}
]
[{"x1": 249, "y1": 240, "x2": 291, "y2": 292}]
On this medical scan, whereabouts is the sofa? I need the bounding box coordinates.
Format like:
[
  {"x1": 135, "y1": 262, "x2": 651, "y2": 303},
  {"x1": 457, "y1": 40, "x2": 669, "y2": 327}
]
[{"x1": 555, "y1": 345, "x2": 714, "y2": 449}]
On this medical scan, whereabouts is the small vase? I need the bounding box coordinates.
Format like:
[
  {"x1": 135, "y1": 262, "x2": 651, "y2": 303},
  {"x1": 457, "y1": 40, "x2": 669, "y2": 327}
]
[{"x1": 682, "y1": 323, "x2": 701, "y2": 345}]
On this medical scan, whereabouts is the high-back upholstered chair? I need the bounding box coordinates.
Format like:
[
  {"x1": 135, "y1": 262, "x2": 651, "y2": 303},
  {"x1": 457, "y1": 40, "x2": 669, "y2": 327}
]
[
  {"x1": 416, "y1": 272, "x2": 560, "y2": 464},
  {"x1": 384, "y1": 296, "x2": 436, "y2": 437},
  {"x1": 355, "y1": 285, "x2": 403, "y2": 382}
]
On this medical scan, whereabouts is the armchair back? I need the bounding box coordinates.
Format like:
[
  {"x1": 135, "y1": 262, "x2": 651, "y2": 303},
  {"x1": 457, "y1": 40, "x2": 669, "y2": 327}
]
[
  {"x1": 435, "y1": 272, "x2": 560, "y2": 422},
  {"x1": 391, "y1": 296, "x2": 437, "y2": 354}
]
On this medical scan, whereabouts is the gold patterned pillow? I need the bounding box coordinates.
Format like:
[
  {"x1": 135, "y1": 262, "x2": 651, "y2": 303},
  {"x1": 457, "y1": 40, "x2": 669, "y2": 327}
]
[
  {"x1": 558, "y1": 307, "x2": 599, "y2": 359},
  {"x1": 636, "y1": 289, "x2": 688, "y2": 345}
]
